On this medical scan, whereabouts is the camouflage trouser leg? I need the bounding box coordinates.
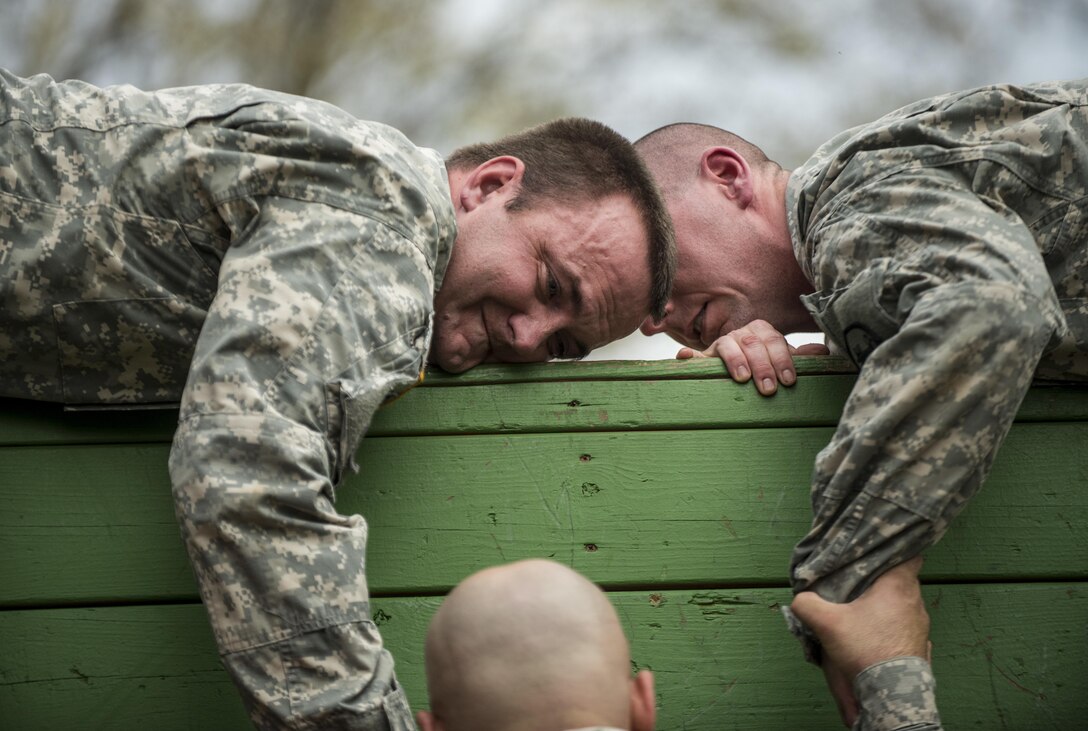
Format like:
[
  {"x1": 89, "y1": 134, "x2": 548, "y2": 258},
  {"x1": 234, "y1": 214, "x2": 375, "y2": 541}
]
[{"x1": 170, "y1": 198, "x2": 432, "y2": 729}]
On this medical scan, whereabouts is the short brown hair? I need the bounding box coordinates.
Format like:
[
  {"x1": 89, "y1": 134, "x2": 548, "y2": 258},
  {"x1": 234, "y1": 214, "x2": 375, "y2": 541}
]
[
  {"x1": 448, "y1": 118, "x2": 675, "y2": 320},
  {"x1": 635, "y1": 123, "x2": 777, "y2": 200}
]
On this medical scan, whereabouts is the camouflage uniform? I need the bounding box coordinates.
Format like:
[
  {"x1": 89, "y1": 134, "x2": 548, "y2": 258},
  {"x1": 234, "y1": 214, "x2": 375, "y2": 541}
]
[
  {"x1": 782, "y1": 81, "x2": 1088, "y2": 721},
  {"x1": 0, "y1": 71, "x2": 456, "y2": 729},
  {"x1": 854, "y1": 658, "x2": 941, "y2": 731}
]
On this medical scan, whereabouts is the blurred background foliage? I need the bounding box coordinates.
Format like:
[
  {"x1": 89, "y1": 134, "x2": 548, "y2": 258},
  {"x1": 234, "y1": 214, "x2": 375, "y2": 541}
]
[{"x1": 2, "y1": 0, "x2": 1086, "y2": 358}]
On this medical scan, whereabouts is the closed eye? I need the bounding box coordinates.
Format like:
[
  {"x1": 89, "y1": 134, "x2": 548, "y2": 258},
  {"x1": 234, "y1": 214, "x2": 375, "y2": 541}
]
[{"x1": 546, "y1": 268, "x2": 560, "y2": 300}]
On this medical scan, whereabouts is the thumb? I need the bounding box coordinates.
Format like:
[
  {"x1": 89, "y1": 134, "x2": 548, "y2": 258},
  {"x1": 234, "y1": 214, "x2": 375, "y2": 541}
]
[
  {"x1": 676, "y1": 347, "x2": 706, "y2": 360},
  {"x1": 790, "y1": 590, "x2": 838, "y2": 633}
]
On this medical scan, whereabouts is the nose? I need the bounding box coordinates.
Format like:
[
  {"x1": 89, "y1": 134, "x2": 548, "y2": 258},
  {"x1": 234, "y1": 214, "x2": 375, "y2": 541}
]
[
  {"x1": 508, "y1": 310, "x2": 558, "y2": 361},
  {"x1": 640, "y1": 317, "x2": 666, "y2": 336},
  {"x1": 639, "y1": 302, "x2": 674, "y2": 336}
]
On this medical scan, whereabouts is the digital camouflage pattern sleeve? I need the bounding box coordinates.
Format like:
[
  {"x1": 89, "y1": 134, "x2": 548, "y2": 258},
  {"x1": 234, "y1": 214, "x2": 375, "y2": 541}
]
[
  {"x1": 780, "y1": 80, "x2": 1088, "y2": 660},
  {"x1": 0, "y1": 70, "x2": 456, "y2": 729},
  {"x1": 853, "y1": 657, "x2": 941, "y2": 731}
]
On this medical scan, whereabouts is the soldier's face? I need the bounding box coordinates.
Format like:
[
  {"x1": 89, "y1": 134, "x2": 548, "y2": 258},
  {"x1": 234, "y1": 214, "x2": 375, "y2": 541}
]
[
  {"x1": 431, "y1": 192, "x2": 652, "y2": 373},
  {"x1": 636, "y1": 190, "x2": 760, "y2": 349}
]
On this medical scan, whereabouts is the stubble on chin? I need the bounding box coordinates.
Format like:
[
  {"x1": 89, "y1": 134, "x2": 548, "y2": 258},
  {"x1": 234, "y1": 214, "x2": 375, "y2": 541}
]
[
  {"x1": 431, "y1": 319, "x2": 483, "y2": 374},
  {"x1": 429, "y1": 324, "x2": 460, "y2": 373}
]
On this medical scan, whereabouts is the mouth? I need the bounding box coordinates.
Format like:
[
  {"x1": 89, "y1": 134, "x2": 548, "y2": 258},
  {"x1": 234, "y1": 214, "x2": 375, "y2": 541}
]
[
  {"x1": 479, "y1": 306, "x2": 498, "y2": 363},
  {"x1": 692, "y1": 302, "x2": 708, "y2": 348}
]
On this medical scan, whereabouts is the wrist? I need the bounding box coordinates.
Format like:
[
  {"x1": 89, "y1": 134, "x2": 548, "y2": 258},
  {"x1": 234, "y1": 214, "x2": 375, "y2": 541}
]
[{"x1": 854, "y1": 657, "x2": 939, "y2": 731}]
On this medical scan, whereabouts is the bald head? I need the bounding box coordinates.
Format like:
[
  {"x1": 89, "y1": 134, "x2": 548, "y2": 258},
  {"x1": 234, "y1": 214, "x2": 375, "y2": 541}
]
[
  {"x1": 635, "y1": 123, "x2": 776, "y2": 199},
  {"x1": 421, "y1": 559, "x2": 653, "y2": 731}
]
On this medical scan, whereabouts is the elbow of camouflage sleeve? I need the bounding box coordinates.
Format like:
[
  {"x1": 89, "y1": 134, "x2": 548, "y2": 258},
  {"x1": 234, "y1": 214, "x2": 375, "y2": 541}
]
[
  {"x1": 981, "y1": 281, "x2": 1064, "y2": 355},
  {"x1": 167, "y1": 412, "x2": 366, "y2": 651},
  {"x1": 168, "y1": 411, "x2": 335, "y2": 536}
]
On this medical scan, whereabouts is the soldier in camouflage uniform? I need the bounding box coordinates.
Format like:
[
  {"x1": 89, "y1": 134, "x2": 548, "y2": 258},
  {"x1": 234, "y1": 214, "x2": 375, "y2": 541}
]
[
  {"x1": 637, "y1": 80, "x2": 1088, "y2": 729},
  {"x1": 0, "y1": 70, "x2": 675, "y2": 730}
]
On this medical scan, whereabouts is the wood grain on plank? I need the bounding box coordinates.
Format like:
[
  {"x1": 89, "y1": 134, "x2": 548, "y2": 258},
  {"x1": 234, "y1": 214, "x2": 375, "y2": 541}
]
[
  {"x1": 3, "y1": 425, "x2": 1086, "y2": 606},
  {"x1": 3, "y1": 365, "x2": 1086, "y2": 446},
  {"x1": 1, "y1": 584, "x2": 1084, "y2": 730}
]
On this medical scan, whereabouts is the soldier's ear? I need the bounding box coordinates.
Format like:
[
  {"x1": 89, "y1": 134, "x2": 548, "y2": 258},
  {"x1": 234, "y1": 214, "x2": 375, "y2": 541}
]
[
  {"x1": 700, "y1": 147, "x2": 753, "y2": 209},
  {"x1": 630, "y1": 669, "x2": 656, "y2": 731},
  {"x1": 459, "y1": 156, "x2": 525, "y2": 211}
]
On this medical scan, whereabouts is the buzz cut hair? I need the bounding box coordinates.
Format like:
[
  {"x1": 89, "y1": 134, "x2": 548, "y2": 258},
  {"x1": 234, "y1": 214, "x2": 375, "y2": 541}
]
[{"x1": 635, "y1": 122, "x2": 776, "y2": 200}]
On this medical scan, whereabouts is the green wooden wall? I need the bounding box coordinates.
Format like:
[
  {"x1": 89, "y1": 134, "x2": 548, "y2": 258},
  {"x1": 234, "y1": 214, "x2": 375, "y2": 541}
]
[{"x1": 2, "y1": 357, "x2": 1086, "y2": 729}]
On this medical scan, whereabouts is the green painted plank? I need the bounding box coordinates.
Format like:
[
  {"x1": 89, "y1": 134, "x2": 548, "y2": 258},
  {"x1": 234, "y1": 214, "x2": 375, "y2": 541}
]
[
  {"x1": 3, "y1": 373, "x2": 1087, "y2": 445},
  {"x1": 369, "y1": 375, "x2": 858, "y2": 435},
  {"x1": 0, "y1": 374, "x2": 855, "y2": 446},
  {"x1": 357, "y1": 424, "x2": 1088, "y2": 592},
  {"x1": 0, "y1": 602, "x2": 250, "y2": 731},
  {"x1": 1, "y1": 583, "x2": 1085, "y2": 730},
  {"x1": 0, "y1": 442, "x2": 194, "y2": 607},
  {"x1": 419, "y1": 354, "x2": 859, "y2": 385},
  {"x1": 371, "y1": 377, "x2": 1088, "y2": 436},
  {"x1": 3, "y1": 425, "x2": 1086, "y2": 606},
  {"x1": 0, "y1": 399, "x2": 181, "y2": 447},
  {"x1": 0, "y1": 357, "x2": 852, "y2": 447}
]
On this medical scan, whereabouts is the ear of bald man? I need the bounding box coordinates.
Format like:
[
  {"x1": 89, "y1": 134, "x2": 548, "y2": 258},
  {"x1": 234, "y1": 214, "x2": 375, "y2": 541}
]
[{"x1": 417, "y1": 558, "x2": 656, "y2": 731}]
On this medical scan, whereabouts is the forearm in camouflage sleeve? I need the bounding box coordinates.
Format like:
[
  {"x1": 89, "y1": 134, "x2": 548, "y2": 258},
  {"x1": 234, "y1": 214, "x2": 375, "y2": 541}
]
[
  {"x1": 789, "y1": 176, "x2": 1064, "y2": 607},
  {"x1": 171, "y1": 413, "x2": 413, "y2": 729},
  {"x1": 782, "y1": 188, "x2": 1069, "y2": 673},
  {"x1": 853, "y1": 657, "x2": 942, "y2": 731},
  {"x1": 789, "y1": 278, "x2": 1052, "y2": 603},
  {"x1": 170, "y1": 197, "x2": 433, "y2": 730}
]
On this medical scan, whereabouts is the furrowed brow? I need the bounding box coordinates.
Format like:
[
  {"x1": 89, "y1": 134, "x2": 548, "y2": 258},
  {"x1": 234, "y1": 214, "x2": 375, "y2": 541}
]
[
  {"x1": 556, "y1": 258, "x2": 584, "y2": 315},
  {"x1": 552, "y1": 258, "x2": 586, "y2": 357}
]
